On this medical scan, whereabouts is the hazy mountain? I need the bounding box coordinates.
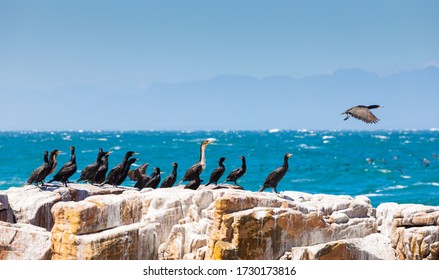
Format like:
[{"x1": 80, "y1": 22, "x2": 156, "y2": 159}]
[{"x1": 1, "y1": 67, "x2": 438, "y2": 130}]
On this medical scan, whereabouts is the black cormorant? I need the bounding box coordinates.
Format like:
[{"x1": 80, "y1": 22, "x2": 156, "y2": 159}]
[
  {"x1": 184, "y1": 174, "x2": 202, "y2": 190},
  {"x1": 26, "y1": 151, "x2": 49, "y2": 186},
  {"x1": 179, "y1": 139, "x2": 213, "y2": 183},
  {"x1": 26, "y1": 150, "x2": 60, "y2": 187},
  {"x1": 160, "y1": 162, "x2": 178, "y2": 188},
  {"x1": 92, "y1": 151, "x2": 112, "y2": 184},
  {"x1": 100, "y1": 151, "x2": 136, "y2": 186},
  {"x1": 142, "y1": 167, "x2": 161, "y2": 189},
  {"x1": 128, "y1": 163, "x2": 150, "y2": 188},
  {"x1": 224, "y1": 156, "x2": 246, "y2": 186},
  {"x1": 75, "y1": 148, "x2": 107, "y2": 183},
  {"x1": 114, "y1": 157, "x2": 138, "y2": 186},
  {"x1": 258, "y1": 153, "x2": 292, "y2": 193},
  {"x1": 48, "y1": 146, "x2": 77, "y2": 187},
  {"x1": 206, "y1": 157, "x2": 226, "y2": 186},
  {"x1": 342, "y1": 105, "x2": 382, "y2": 124}
]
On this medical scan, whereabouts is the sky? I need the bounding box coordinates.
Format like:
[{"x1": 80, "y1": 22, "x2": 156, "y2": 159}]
[{"x1": 0, "y1": 0, "x2": 438, "y2": 130}]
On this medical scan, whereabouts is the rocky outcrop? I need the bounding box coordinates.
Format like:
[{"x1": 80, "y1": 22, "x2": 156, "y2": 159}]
[
  {"x1": 377, "y1": 203, "x2": 439, "y2": 260},
  {"x1": 0, "y1": 221, "x2": 51, "y2": 260},
  {"x1": 0, "y1": 183, "x2": 438, "y2": 260}
]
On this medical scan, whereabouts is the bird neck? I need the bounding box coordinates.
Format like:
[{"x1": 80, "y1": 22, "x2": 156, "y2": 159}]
[
  {"x1": 283, "y1": 156, "x2": 289, "y2": 168},
  {"x1": 71, "y1": 154, "x2": 76, "y2": 164},
  {"x1": 172, "y1": 166, "x2": 177, "y2": 174},
  {"x1": 241, "y1": 158, "x2": 246, "y2": 170},
  {"x1": 219, "y1": 161, "x2": 225, "y2": 167},
  {"x1": 199, "y1": 144, "x2": 207, "y2": 164}
]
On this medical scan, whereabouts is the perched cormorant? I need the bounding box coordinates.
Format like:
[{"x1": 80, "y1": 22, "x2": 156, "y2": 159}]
[
  {"x1": 258, "y1": 153, "x2": 292, "y2": 193},
  {"x1": 224, "y1": 156, "x2": 246, "y2": 186},
  {"x1": 160, "y1": 162, "x2": 178, "y2": 188},
  {"x1": 92, "y1": 151, "x2": 112, "y2": 184},
  {"x1": 206, "y1": 157, "x2": 226, "y2": 186},
  {"x1": 179, "y1": 139, "x2": 213, "y2": 183},
  {"x1": 46, "y1": 149, "x2": 61, "y2": 178},
  {"x1": 26, "y1": 150, "x2": 60, "y2": 187},
  {"x1": 128, "y1": 163, "x2": 150, "y2": 188},
  {"x1": 100, "y1": 151, "x2": 136, "y2": 186},
  {"x1": 48, "y1": 146, "x2": 77, "y2": 187},
  {"x1": 26, "y1": 151, "x2": 49, "y2": 186},
  {"x1": 342, "y1": 105, "x2": 382, "y2": 124},
  {"x1": 184, "y1": 174, "x2": 203, "y2": 190},
  {"x1": 142, "y1": 167, "x2": 161, "y2": 189},
  {"x1": 115, "y1": 157, "x2": 138, "y2": 186},
  {"x1": 76, "y1": 148, "x2": 107, "y2": 183}
]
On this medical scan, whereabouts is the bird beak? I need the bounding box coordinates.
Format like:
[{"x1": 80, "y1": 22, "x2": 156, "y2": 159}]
[{"x1": 288, "y1": 153, "x2": 293, "y2": 158}]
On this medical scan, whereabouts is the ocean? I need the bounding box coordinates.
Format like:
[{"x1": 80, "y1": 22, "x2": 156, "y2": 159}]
[{"x1": 0, "y1": 130, "x2": 438, "y2": 207}]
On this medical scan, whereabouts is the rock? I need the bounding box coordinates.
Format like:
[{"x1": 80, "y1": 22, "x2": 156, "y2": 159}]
[
  {"x1": 207, "y1": 191, "x2": 377, "y2": 260},
  {"x1": 376, "y1": 203, "x2": 439, "y2": 260},
  {"x1": 0, "y1": 191, "x2": 14, "y2": 223},
  {"x1": 0, "y1": 221, "x2": 51, "y2": 260},
  {"x1": 1, "y1": 184, "x2": 439, "y2": 260},
  {"x1": 287, "y1": 233, "x2": 395, "y2": 260},
  {"x1": 6, "y1": 185, "x2": 71, "y2": 230},
  {"x1": 52, "y1": 222, "x2": 142, "y2": 260}
]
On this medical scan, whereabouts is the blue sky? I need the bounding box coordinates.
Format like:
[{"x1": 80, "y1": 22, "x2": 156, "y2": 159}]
[{"x1": 0, "y1": 0, "x2": 438, "y2": 130}]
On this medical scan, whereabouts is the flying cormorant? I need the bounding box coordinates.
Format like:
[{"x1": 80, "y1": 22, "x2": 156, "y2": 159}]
[
  {"x1": 75, "y1": 148, "x2": 108, "y2": 183},
  {"x1": 224, "y1": 156, "x2": 246, "y2": 186},
  {"x1": 48, "y1": 146, "x2": 77, "y2": 187},
  {"x1": 342, "y1": 105, "x2": 382, "y2": 124},
  {"x1": 142, "y1": 167, "x2": 161, "y2": 189},
  {"x1": 160, "y1": 162, "x2": 178, "y2": 188},
  {"x1": 26, "y1": 150, "x2": 60, "y2": 187},
  {"x1": 206, "y1": 157, "x2": 226, "y2": 186},
  {"x1": 100, "y1": 151, "x2": 136, "y2": 186},
  {"x1": 179, "y1": 139, "x2": 213, "y2": 183},
  {"x1": 92, "y1": 151, "x2": 112, "y2": 184},
  {"x1": 258, "y1": 153, "x2": 292, "y2": 193}
]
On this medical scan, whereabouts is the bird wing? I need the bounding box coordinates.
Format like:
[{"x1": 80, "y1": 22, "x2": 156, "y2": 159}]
[
  {"x1": 226, "y1": 167, "x2": 242, "y2": 181},
  {"x1": 349, "y1": 107, "x2": 379, "y2": 123},
  {"x1": 27, "y1": 164, "x2": 46, "y2": 184},
  {"x1": 263, "y1": 167, "x2": 285, "y2": 187},
  {"x1": 209, "y1": 167, "x2": 225, "y2": 181},
  {"x1": 128, "y1": 168, "x2": 141, "y2": 181},
  {"x1": 183, "y1": 163, "x2": 203, "y2": 181}
]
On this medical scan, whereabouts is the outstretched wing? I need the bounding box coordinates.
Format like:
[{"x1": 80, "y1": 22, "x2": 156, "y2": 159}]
[{"x1": 349, "y1": 107, "x2": 379, "y2": 124}]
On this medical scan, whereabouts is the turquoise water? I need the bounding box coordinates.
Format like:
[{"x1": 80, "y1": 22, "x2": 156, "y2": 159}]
[{"x1": 0, "y1": 130, "x2": 438, "y2": 207}]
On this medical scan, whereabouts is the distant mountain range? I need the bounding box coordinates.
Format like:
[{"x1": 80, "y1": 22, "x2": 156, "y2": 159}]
[{"x1": 1, "y1": 67, "x2": 439, "y2": 130}]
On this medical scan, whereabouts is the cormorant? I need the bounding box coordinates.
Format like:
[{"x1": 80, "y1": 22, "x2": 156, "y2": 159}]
[
  {"x1": 160, "y1": 162, "x2": 178, "y2": 188},
  {"x1": 48, "y1": 146, "x2": 77, "y2": 187},
  {"x1": 179, "y1": 139, "x2": 213, "y2": 183},
  {"x1": 26, "y1": 150, "x2": 60, "y2": 187},
  {"x1": 128, "y1": 163, "x2": 150, "y2": 189},
  {"x1": 92, "y1": 151, "x2": 112, "y2": 184},
  {"x1": 258, "y1": 153, "x2": 292, "y2": 193},
  {"x1": 26, "y1": 151, "x2": 49, "y2": 187},
  {"x1": 115, "y1": 157, "x2": 138, "y2": 186},
  {"x1": 142, "y1": 167, "x2": 161, "y2": 189},
  {"x1": 75, "y1": 148, "x2": 107, "y2": 183},
  {"x1": 184, "y1": 174, "x2": 203, "y2": 190},
  {"x1": 224, "y1": 156, "x2": 246, "y2": 186},
  {"x1": 100, "y1": 151, "x2": 136, "y2": 187},
  {"x1": 206, "y1": 157, "x2": 226, "y2": 186},
  {"x1": 342, "y1": 105, "x2": 382, "y2": 124}
]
